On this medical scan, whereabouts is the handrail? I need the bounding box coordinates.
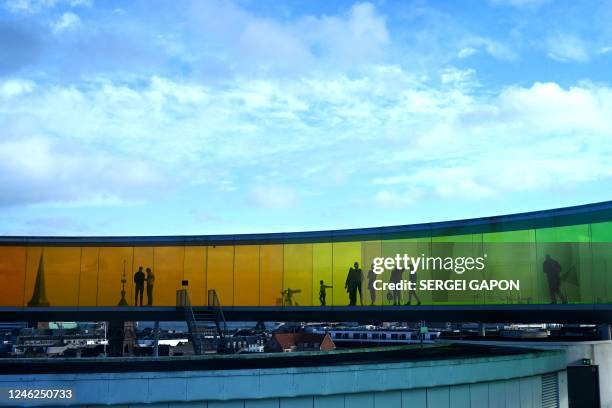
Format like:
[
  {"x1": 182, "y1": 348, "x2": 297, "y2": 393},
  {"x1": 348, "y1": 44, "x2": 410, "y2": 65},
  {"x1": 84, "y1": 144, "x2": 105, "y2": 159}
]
[
  {"x1": 176, "y1": 289, "x2": 204, "y2": 354},
  {"x1": 208, "y1": 289, "x2": 228, "y2": 336}
]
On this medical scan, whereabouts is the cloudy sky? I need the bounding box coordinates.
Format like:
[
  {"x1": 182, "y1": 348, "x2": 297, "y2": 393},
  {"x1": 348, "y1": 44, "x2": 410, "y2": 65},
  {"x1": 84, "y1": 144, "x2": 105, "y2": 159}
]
[{"x1": 1, "y1": 0, "x2": 612, "y2": 236}]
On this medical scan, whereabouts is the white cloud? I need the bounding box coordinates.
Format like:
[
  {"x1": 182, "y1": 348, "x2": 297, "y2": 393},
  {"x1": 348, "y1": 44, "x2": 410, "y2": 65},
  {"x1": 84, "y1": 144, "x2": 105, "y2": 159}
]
[
  {"x1": 462, "y1": 37, "x2": 517, "y2": 60},
  {"x1": 51, "y1": 12, "x2": 80, "y2": 33},
  {"x1": 497, "y1": 82, "x2": 612, "y2": 132},
  {"x1": 250, "y1": 185, "x2": 298, "y2": 209},
  {"x1": 0, "y1": 135, "x2": 167, "y2": 206},
  {"x1": 299, "y1": 2, "x2": 390, "y2": 64},
  {"x1": 189, "y1": 1, "x2": 390, "y2": 73},
  {"x1": 373, "y1": 168, "x2": 496, "y2": 202},
  {"x1": 4, "y1": 0, "x2": 91, "y2": 14},
  {"x1": 440, "y1": 67, "x2": 476, "y2": 85},
  {"x1": 546, "y1": 34, "x2": 590, "y2": 63},
  {"x1": 0, "y1": 79, "x2": 35, "y2": 98},
  {"x1": 2, "y1": 67, "x2": 612, "y2": 210},
  {"x1": 370, "y1": 80, "x2": 612, "y2": 205},
  {"x1": 457, "y1": 47, "x2": 476, "y2": 59}
]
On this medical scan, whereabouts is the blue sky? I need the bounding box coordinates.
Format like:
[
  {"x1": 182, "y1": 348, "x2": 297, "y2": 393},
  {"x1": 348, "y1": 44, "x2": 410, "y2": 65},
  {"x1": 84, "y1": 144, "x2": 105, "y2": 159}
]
[{"x1": 1, "y1": 0, "x2": 612, "y2": 236}]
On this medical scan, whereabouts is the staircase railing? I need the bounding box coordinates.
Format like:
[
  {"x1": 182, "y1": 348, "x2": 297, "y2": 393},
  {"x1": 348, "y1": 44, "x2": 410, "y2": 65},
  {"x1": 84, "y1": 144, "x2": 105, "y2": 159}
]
[
  {"x1": 176, "y1": 288, "x2": 204, "y2": 355},
  {"x1": 208, "y1": 289, "x2": 228, "y2": 339}
]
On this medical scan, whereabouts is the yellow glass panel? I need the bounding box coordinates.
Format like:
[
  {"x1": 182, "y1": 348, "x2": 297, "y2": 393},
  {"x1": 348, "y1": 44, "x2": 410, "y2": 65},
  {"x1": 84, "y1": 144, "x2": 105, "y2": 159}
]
[
  {"x1": 184, "y1": 246, "x2": 206, "y2": 306},
  {"x1": 79, "y1": 247, "x2": 99, "y2": 306},
  {"x1": 234, "y1": 245, "x2": 260, "y2": 306},
  {"x1": 332, "y1": 242, "x2": 362, "y2": 306},
  {"x1": 129, "y1": 247, "x2": 153, "y2": 307},
  {"x1": 133, "y1": 247, "x2": 154, "y2": 275},
  {"x1": 153, "y1": 247, "x2": 184, "y2": 306},
  {"x1": 0, "y1": 246, "x2": 26, "y2": 307},
  {"x1": 98, "y1": 247, "x2": 134, "y2": 307},
  {"x1": 312, "y1": 243, "x2": 332, "y2": 306},
  {"x1": 283, "y1": 244, "x2": 312, "y2": 306},
  {"x1": 260, "y1": 244, "x2": 283, "y2": 306},
  {"x1": 207, "y1": 245, "x2": 234, "y2": 306}
]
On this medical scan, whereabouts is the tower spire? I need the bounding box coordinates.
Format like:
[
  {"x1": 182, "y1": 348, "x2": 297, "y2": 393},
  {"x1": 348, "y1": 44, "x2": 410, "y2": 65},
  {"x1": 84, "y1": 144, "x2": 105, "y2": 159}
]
[{"x1": 28, "y1": 253, "x2": 50, "y2": 307}]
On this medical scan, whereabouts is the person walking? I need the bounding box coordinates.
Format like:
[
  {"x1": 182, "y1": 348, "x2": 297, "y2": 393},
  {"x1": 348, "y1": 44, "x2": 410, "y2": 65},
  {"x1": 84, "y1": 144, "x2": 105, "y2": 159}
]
[
  {"x1": 367, "y1": 263, "x2": 377, "y2": 305},
  {"x1": 543, "y1": 254, "x2": 567, "y2": 304},
  {"x1": 390, "y1": 266, "x2": 403, "y2": 306},
  {"x1": 406, "y1": 262, "x2": 421, "y2": 305},
  {"x1": 319, "y1": 280, "x2": 333, "y2": 306}
]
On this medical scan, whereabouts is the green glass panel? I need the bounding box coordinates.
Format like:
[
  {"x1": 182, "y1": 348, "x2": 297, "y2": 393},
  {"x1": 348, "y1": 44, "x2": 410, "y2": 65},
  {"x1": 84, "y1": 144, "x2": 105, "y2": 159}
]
[
  {"x1": 535, "y1": 224, "x2": 591, "y2": 304},
  {"x1": 591, "y1": 222, "x2": 612, "y2": 243},
  {"x1": 430, "y1": 235, "x2": 482, "y2": 305},
  {"x1": 590, "y1": 222, "x2": 612, "y2": 302},
  {"x1": 482, "y1": 229, "x2": 536, "y2": 243},
  {"x1": 380, "y1": 239, "x2": 432, "y2": 306}
]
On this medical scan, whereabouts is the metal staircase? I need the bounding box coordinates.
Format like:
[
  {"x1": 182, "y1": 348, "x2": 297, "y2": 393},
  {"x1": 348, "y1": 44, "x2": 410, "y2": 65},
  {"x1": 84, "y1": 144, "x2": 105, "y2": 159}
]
[{"x1": 176, "y1": 289, "x2": 227, "y2": 355}]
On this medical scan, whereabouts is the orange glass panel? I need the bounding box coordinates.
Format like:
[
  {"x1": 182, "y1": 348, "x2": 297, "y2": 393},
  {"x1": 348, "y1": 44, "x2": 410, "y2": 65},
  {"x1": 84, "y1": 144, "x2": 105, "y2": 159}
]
[
  {"x1": 79, "y1": 247, "x2": 99, "y2": 306},
  {"x1": 234, "y1": 245, "x2": 260, "y2": 306},
  {"x1": 0, "y1": 246, "x2": 26, "y2": 307},
  {"x1": 97, "y1": 247, "x2": 134, "y2": 307},
  {"x1": 24, "y1": 247, "x2": 42, "y2": 307},
  {"x1": 25, "y1": 247, "x2": 80, "y2": 307},
  {"x1": 283, "y1": 244, "x2": 312, "y2": 306},
  {"x1": 260, "y1": 244, "x2": 283, "y2": 306},
  {"x1": 153, "y1": 247, "x2": 184, "y2": 306},
  {"x1": 207, "y1": 245, "x2": 234, "y2": 306},
  {"x1": 184, "y1": 246, "x2": 206, "y2": 306}
]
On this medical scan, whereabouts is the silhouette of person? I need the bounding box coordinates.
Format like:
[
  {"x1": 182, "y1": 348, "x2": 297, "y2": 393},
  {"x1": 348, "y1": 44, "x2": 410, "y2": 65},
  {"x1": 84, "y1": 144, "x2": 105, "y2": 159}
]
[
  {"x1": 281, "y1": 288, "x2": 300, "y2": 306},
  {"x1": 345, "y1": 262, "x2": 363, "y2": 306},
  {"x1": 355, "y1": 262, "x2": 364, "y2": 305},
  {"x1": 543, "y1": 254, "x2": 567, "y2": 304},
  {"x1": 367, "y1": 264, "x2": 377, "y2": 306},
  {"x1": 390, "y1": 266, "x2": 403, "y2": 306},
  {"x1": 146, "y1": 267, "x2": 155, "y2": 306},
  {"x1": 134, "y1": 266, "x2": 145, "y2": 306},
  {"x1": 405, "y1": 262, "x2": 421, "y2": 306},
  {"x1": 319, "y1": 280, "x2": 333, "y2": 306}
]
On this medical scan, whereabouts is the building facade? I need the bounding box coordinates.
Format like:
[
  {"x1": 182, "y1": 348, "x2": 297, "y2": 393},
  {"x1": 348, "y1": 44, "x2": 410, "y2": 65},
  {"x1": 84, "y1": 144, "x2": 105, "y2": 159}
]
[{"x1": 0, "y1": 201, "x2": 611, "y2": 310}]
